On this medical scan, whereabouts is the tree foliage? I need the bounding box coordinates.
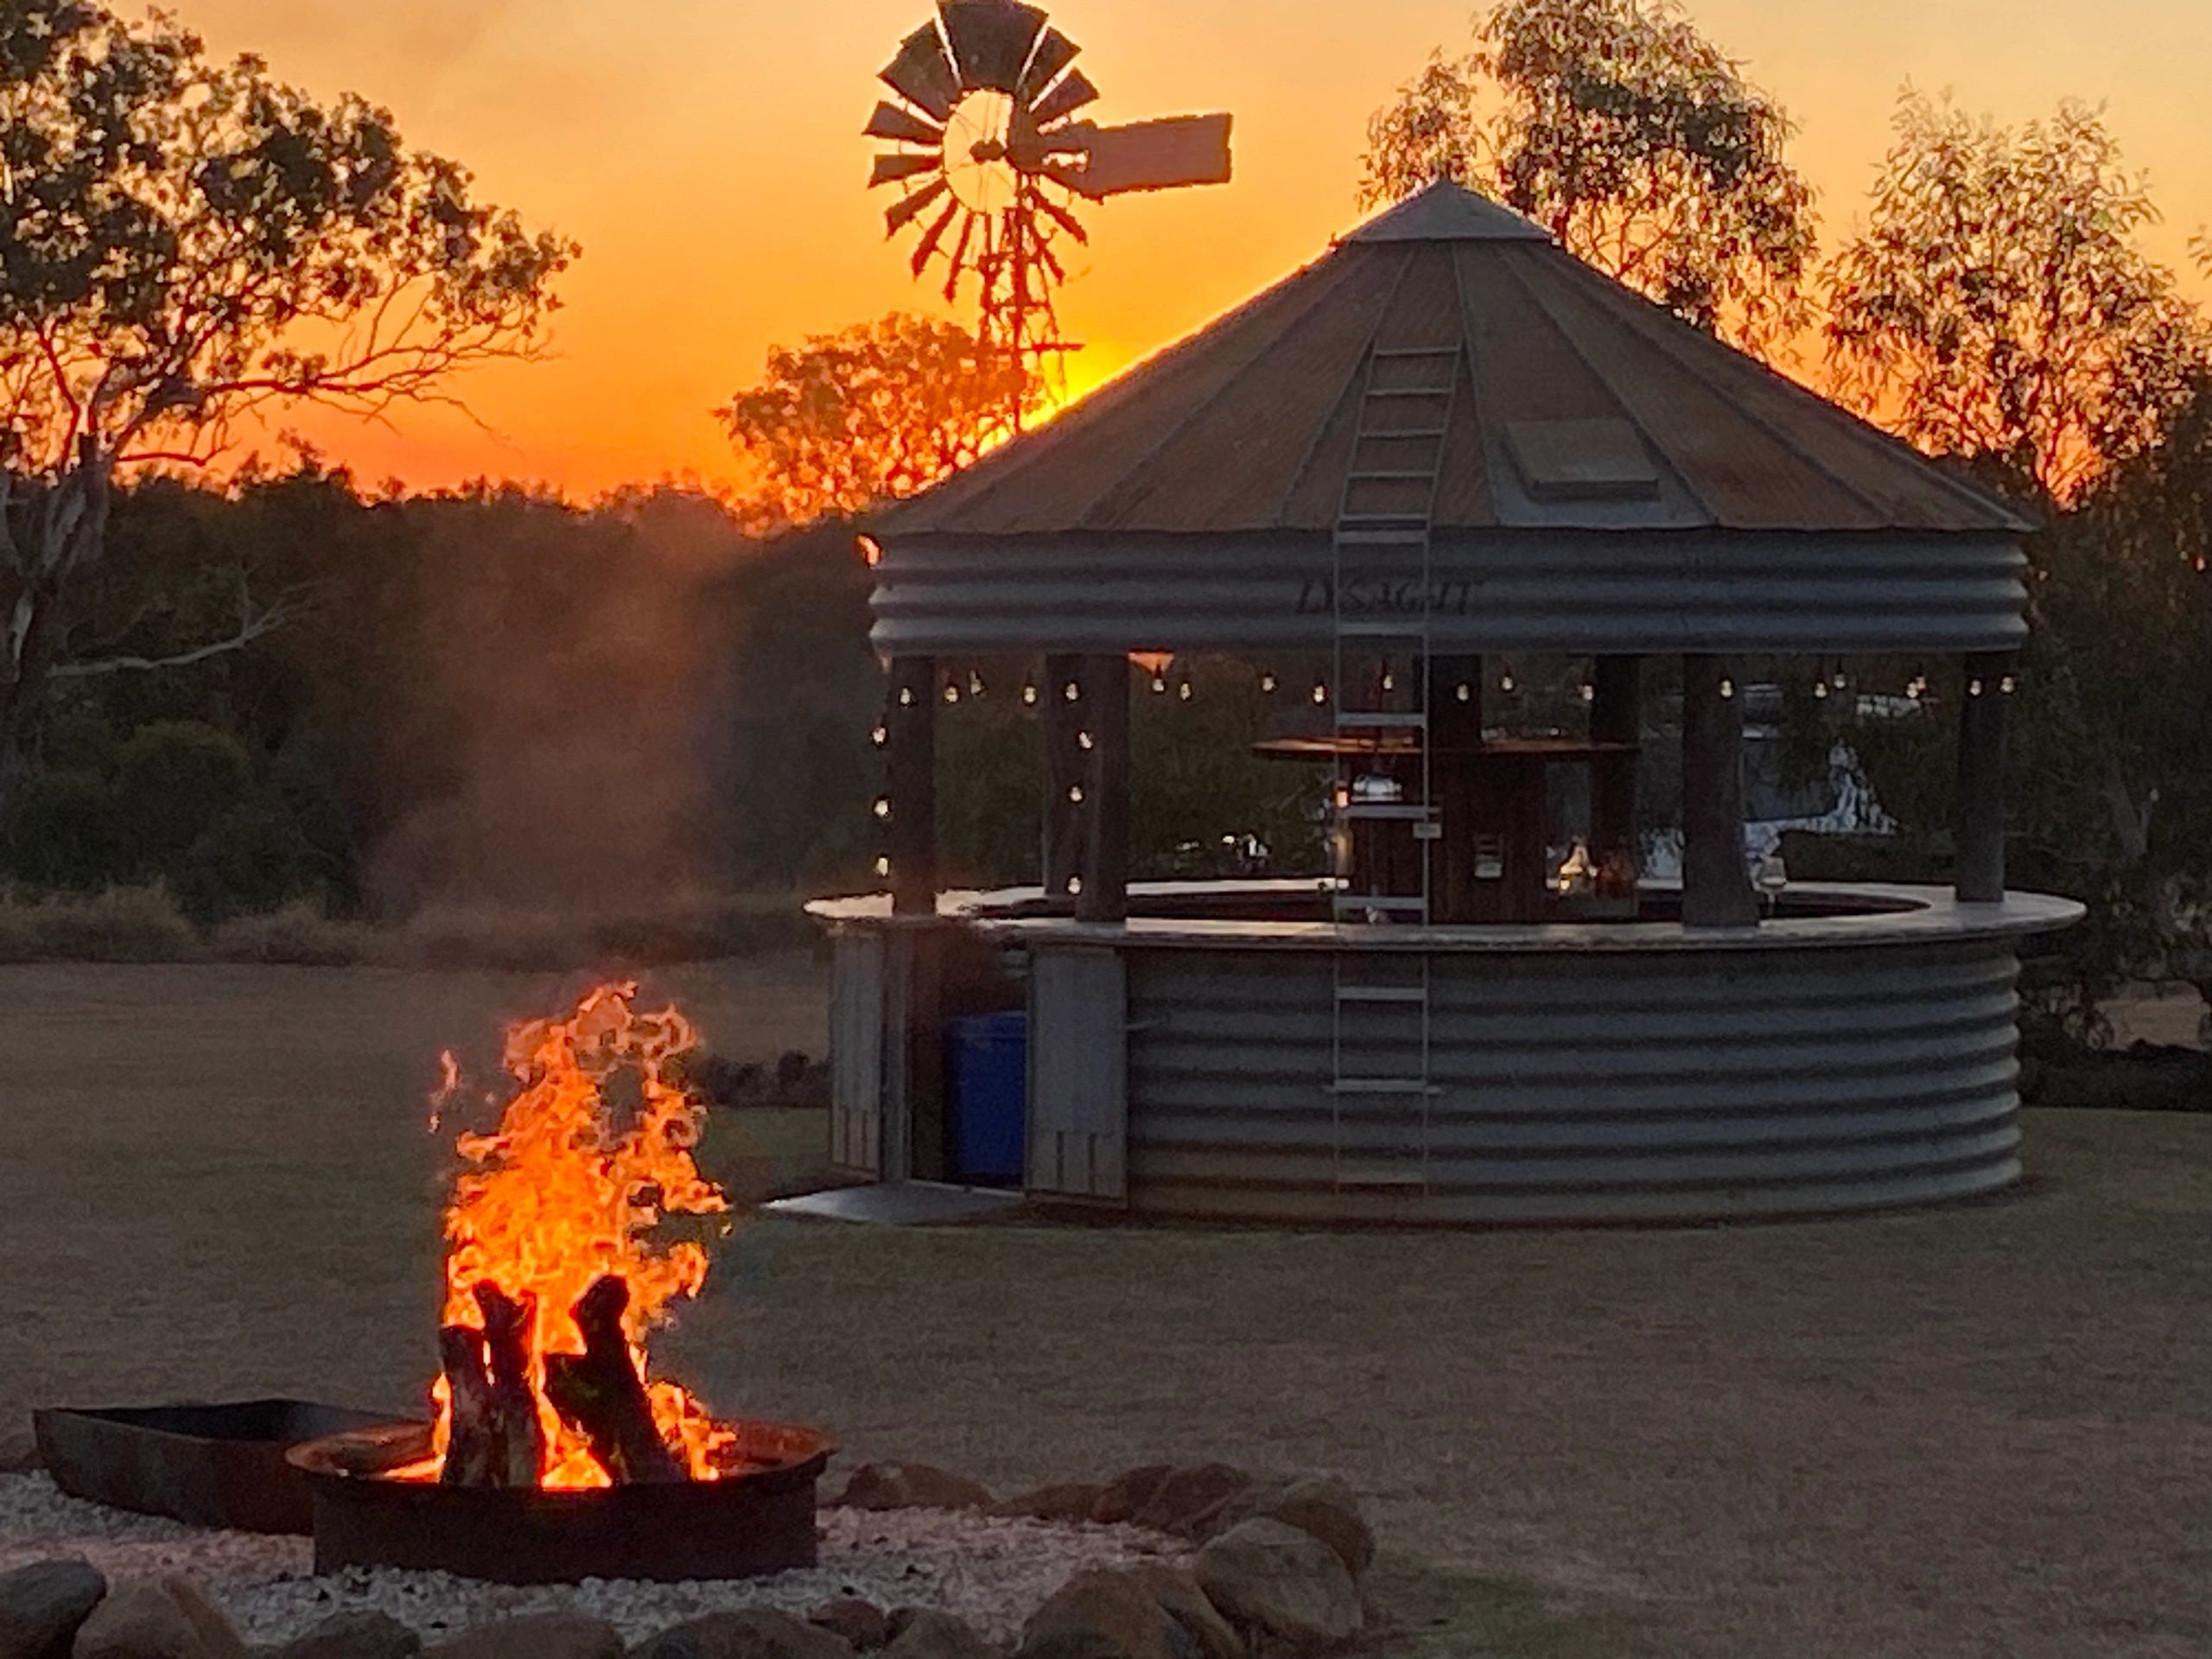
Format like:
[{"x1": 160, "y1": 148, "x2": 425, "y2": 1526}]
[
  {"x1": 0, "y1": 0, "x2": 574, "y2": 806},
  {"x1": 718, "y1": 313, "x2": 1040, "y2": 529},
  {"x1": 1825, "y1": 93, "x2": 2211, "y2": 503},
  {"x1": 1359, "y1": 0, "x2": 1817, "y2": 347}
]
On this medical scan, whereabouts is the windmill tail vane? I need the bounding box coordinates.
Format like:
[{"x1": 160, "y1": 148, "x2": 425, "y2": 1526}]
[{"x1": 865, "y1": 0, "x2": 1233, "y2": 429}]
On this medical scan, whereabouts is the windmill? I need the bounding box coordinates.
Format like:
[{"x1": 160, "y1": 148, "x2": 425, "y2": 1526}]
[{"x1": 865, "y1": 0, "x2": 1233, "y2": 422}]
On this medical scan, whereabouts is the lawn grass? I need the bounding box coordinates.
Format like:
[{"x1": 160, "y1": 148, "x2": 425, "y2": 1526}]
[{"x1": 1, "y1": 958, "x2": 2207, "y2": 1658}]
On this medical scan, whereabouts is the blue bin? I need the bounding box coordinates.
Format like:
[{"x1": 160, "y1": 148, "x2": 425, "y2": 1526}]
[{"x1": 947, "y1": 1010, "x2": 1028, "y2": 1185}]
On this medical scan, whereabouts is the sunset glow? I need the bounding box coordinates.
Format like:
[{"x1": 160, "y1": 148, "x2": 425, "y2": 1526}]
[{"x1": 176, "y1": 0, "x2": 2212, "y2": 497}]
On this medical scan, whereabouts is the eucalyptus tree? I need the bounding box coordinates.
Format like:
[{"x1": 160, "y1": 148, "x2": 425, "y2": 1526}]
[
  {"x1": 0, "y1": 1, "x2": 575, "y2": 807},
  {"x1": 1358, "y1": 0, "x2": 1817, "y2": 351}
]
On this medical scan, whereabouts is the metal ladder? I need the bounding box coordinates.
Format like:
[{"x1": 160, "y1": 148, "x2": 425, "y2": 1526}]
[{"x1": 1327, "y1": 343, "x2": 1459, "y2": 1194}]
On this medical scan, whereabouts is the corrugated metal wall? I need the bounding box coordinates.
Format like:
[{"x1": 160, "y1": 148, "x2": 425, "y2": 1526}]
[
  {"x1": 870, "y1": 531, "x2": 2029, "y2": 657},
  {"x1": 1122, "y1": 939, "x2": 2024, "y2": 1223}
]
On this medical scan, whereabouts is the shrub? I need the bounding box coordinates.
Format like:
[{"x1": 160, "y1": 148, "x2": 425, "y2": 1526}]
[
  {"x1": 111, "y1": 721, "x2": 254, "y2": 871},
  {"x1": 0, "y1": 769, "x2": 129, "y2": 888},
  {"x1": 209, "y1": 900, "x2": 377, "y2": 967},
  {"x1": 0, "y1": 886, "x2": 200, "y2": 963}
]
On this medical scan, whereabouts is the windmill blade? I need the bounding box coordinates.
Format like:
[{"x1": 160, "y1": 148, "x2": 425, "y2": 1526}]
[
  {"x1": 910, "y1": 199, "x2": 963, "y2": 275},
  {"x1": 1036, "y1": 237, "x2": 1066, "y2": 284},
  {"x1": 1028, "y1": 67, "x2": 1099, "y2": 130},
  {"x1": 884, "y1": 177, "x2": 950, "y2": 235},
  {"x1": 1048, "y1": 113, "x2": 1234, "y2": 198},
  {"x1": 880, "y1": 22, "x2": 961, "y2": 121},
  {"x1": 938, "y1": 0, "x2": 1046, "y2": 93},
  {"x1": 864, "y1": 100, "x2": 945, "y2": 146},
  {"x1": 943, "y1": 213, "x2": 978, "y2": 300},
  {"x1": 1036, "y1": 191, "x2": 1090, "y2": 245},
  {"x1": 1017, "y1": 27, "x2": 1082, "y2": 106},
  {"x1": 870, "y1": 151, "x2": 944, "y2": 188}
]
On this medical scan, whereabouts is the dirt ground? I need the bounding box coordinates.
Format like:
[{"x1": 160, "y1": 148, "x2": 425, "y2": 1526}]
[{"x1": 2, "y1": 958, "x2": 2208, "y2": 1659}]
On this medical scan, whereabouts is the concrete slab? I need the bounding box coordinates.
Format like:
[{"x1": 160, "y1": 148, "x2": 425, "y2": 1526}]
[{"x1": 764, "y1": 1181, "x2": 1026, "y2": 1227}]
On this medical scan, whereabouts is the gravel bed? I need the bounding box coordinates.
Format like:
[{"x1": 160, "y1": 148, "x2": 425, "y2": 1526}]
[{"x1": 0, "y1": 1475, "x2": 1181, "y2": 1647}]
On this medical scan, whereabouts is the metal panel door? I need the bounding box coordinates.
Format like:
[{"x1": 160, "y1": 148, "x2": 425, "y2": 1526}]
[
  {"x1": 828, "y1": 930, "x2": 886, "y2": 1178},
  {"x1": 1026, "y1": 946, "x2": 1128, "y2": 1202}
]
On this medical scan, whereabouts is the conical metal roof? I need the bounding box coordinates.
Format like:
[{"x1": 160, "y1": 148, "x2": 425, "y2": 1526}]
[{"x1": 879, "y1": 181, "x2": 2034, "y2": 538}]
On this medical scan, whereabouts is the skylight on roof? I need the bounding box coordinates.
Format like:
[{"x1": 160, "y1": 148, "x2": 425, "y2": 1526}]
[{"x1": 1505, "y1": 419, "x2": 1662, "y2": 502}]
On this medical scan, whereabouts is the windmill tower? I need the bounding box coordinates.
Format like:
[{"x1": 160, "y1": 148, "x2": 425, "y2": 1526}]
[{"x1": 865, "y1": 0, "x2": 1233, "y2": 423}]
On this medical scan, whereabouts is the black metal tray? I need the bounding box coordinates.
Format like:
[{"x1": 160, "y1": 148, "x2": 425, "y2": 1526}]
[{"x1": 34, "y1": 1399, "x2": 419, "y2": 1534}]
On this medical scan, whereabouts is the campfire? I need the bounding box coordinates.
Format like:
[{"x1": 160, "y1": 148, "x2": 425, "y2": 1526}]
[{"x1": 415, "y1": 983, "x2": 737, "y2": 1491}]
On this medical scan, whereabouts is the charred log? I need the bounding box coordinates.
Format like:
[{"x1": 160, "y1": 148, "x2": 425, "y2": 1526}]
[
  {"x1": 438, "y1": 1283, "x2": 543, "y2": 1488},
  {"x1": 543, "y1": 1274, "x2": 686, "y2": 1484}
]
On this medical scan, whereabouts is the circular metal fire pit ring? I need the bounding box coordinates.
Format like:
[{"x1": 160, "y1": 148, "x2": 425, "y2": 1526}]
[{"x1": 287, "y1": 1421, "x2": 837, "y2": 1585}]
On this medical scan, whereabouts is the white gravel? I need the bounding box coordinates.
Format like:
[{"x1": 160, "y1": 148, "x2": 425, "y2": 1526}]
[{"x1": 0, "y1": 1475, "x2": 1182, "y2": 1648}]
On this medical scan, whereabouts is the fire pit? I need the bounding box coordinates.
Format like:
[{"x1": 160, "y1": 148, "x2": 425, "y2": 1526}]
[
  {"x1": 288, "y1": 1418, "x2": 834, "y2": 1584},
  {"x1": 296, "y1": 984, "x2": 836, "y2": 1583}
]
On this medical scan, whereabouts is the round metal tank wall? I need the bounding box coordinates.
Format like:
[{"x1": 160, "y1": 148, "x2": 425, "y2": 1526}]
[{"x1": 1122, "y1": 938, "x2": 2024, "y2": 1224}]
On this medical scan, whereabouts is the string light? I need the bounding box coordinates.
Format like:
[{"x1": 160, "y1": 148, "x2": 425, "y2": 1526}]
[
  {"x1": 1580, "y1": 682, "x2": 1596, "y2": 703},
  {"x1": 1968, "y1": 677, "x2": 1986, "y2": 698},
  {"x1": 872, "y1": 798, "x2": 892, "y2": 820},
  {"x1": 1456, "y1": 683, "x2": 1472, "y2": 702},
  {"x1": 969, "y1": 671, "x2": 985, "y2": 696},
  {"x1": 1021, "y1": 683, "x2": 1039, "y2": 706},
  {"x1": 1178, "y1": 681, "x2": 1194, "y2": 702},
  {"x1": 1260, "y1": 672, "x2": 1278, "y2": 694},
  {"x1": 1063, "y1": 681, "x2": 1082, "y2": 702},
  {"x1": 1312, "y1": 683, "x2": 1329, "y2": 705},
  {"x1": 871, "y1": 724, "x2": 888, "y2": 746},
  {"x1": 1814, "y1": 681, "x2": 1830, "y2": 701},
  {"x1": 898, "y1": 687, "x2": 916, "y2": 707},
  {"x1": 1068, "y1": 875, "x2": 1084, "y2": 896},
  {"x1": 1719, "y1": 677, "x2": 1736, "y2": 700},
  {"x1": 2001, "y1": 674, "x2": 2019, "y2": 696},
  {"x1": 1150, "y1": 674, "x2": 1168, "y2": 694},
  {"x1": 943, "y1": 683, "x2": 962, "y2": 704},
  {"x1": 1833, "y1": 671, "x2": 1848, "y2": 690},
  {"x1": 1068, "y1": 785, "x2": 1085, "y2": 804},
  {"x1": 1382, "y1": 671, "x2": 1397, "y2": 693},
  {"x1": 874, "y1": 856, "x2": 891, "y2": 879},
  {"x1": 1077, "y1": 730, "x2": 1095, "y2": 751},
  {"x1": 1499, "y1": 673, "x2": 1516, "y2": 694}
]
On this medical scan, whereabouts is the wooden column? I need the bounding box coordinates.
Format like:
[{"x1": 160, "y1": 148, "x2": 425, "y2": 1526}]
[
  {"x1": 1040, "y1": 652, "x2": 1085, "y2": 899},
  {"x1": 886, "y1": 655, "x2": 938, "y2": 918},
  {"x1": 1427, "y1": 655, "x2": 1483, "y2": 925},
  {"x1": 1681, "y1": 653, "x2": 1757, "y2": 928},
  {"x1": 1077, "y1": 653, "x2": 1131, "y2": 924},
  {"x1": 1589, "y1": 655, "x2": 1643, "y2": 862},
  {"x1": 1955, "y1": 651, "x2": 2012, "y2": 904}
]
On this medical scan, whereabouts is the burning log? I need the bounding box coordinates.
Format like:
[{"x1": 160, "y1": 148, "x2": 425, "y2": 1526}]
[
  {"x1": 544, "y1": 1274, "x2": 686, "y2": 1484},
  {"x1": 439, "y1": 1283, "x2": 544, "y2": 1487}
]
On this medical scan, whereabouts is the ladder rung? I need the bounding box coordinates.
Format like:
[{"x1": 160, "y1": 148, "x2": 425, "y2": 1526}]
[
  {"x1": 1359, "y1": 427, "x2": 1449, "y2": 440},
  {"x1": 1336, "y1": 710, "x2": 1427, "y2": 728},
  {"x1": 1347, "y1": 470, "x2": 1441, "y2": 483},
  {"x1": 1338, "y1": 619, "x2": 1432, "y2": 639},
  {"x1": 1374, "y1": 346, "x2": 1459, "y2": 359},
  {"x1": 1338, "y1": 516, "x2": 1432, "y2": 530},
  {"x1": 1365, "y1": 386, "x2": 1453, "y2": 399},
  {"x1": 1334, "y1": 530, "x2": 1428, "y2": 546},
  {"x1": 1334, "y1": 1164, "x2": 1430, "y2": 1189},
  {"x1": 1336, "y1": 984, "x2": 1429, "y2": 1004},
  {"x1": 1339, "y1": 803, "x2": 1433, "y2": 821},
  {"x1": 1329, "y1": 1078, "x2": 1440, "y2": 1096}
]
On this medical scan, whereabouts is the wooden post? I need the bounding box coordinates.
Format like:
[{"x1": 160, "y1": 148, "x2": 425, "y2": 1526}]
[
  {"x1": 886, "y1": 655, "x2": 938, "y2": 918},
  {"x1": 1955, "y1": 651, "x2": 2012, "y2": 904},
  {"x1": 1427, "y1": 655, "x2": 1483, "y2": 925},
  {"x1": 1040, "y1": 652, "x2": 1085, "y2": 899},
  {"x1": 1077, "y1": 653, "x2": 1131, "y2": 925},
  {"x1": 1681, "y1": 654, "x2": 1757, "y2": 927},
  {"x1": 1590, "y1": 655, "x2": 1643, "y2": 863}
]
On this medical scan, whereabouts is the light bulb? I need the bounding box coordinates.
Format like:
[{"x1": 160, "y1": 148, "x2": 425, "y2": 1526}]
[
  {"x1": 1382, "y1": 672, "x2": 1397, "y2": 693},
  {"x1": 1261, "y1": 674, "x2": 1278, "y2": 694},
  {"x1": 1068, "y1": 875, "x2": 1084, "y2": 896},
  {"x1": 898, "y1": 687, "x2": 915, "y2": 707},
  {"x1": 874, "y1": 856, "x2": 891, "y2": 879},
  {"x1": 1500, "y1": 674, "x2": 1516, "y2": 693},
  {"x1": 1021, "y1": 684, "x2": 1039, "y2": 706},
  {"x1": 871, "y1": 725, "x2": 888, "y2": 746},
  {"x1": 1313, "y1": 683, "x2": 1328, "y2": 704},
  {"x1": 872, "y1": 798, "x2": 892, "y2": 820},
  {"x1": 2001, "y1": 675, "x2": 2018, "y2": 695},
  {"x1": 1069, "y1": 785, "x2": 1084, "y2": 804},
  {"x1": 943, "y1": 683, "x2": 960, "y2": 704},
  {"x1": 1179, "y1": 682, "x2": 1193, "y2": 702},
  {"x1": 1456, "y1": 683, "x2": 1471, "y2": 702},
  {"x1": 1077, "y1": 731, "x2": 1095, "y2": 751},
  {"x1": 1151, "y1": 676, "x2": 1167, "y2": 694},
  {"x1": 1063, "y1": 682, "x2": 1081, "y2": 702},
  {"x1": 1968, "y1": 678, "x2": 1985, "y2": 698},
  {"x1": 1719, "y1": 678, "x2": 1736, "y2": 699},
  {"x1": 1814, "y1": 682, "x2": 1829, "y2": 701},
  {"x1": 1580, "y1": 683, "x2": 1595, "y2": 703},
  {"x1": 1833, "y1": 672, "x2": 1848, "y2": 690}
]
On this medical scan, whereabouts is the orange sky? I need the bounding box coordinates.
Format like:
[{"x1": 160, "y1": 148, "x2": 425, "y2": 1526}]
[{"x1": 179, "y1": 0, "x2": 2212, "y2": 498}]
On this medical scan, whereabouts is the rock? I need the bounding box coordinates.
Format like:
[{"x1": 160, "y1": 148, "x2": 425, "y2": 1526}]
[
  {"x1": 426, "y1": 1616, "x2": 621, "y2": 1659},
  {"x1": 1117, "y1": 1570, "x2": 1239, "y2": 1659},
  {"x1": 1194, "y1": 1519, "x2": 1361, "y2": 1650},
  {"x1": 836, "y1": 1464, "x2": 993, "y2": 1514},
  {"x1": 1086, "y1": 1465, "x2": 1172, "y2": 1527},
  {"x1": 1128, "y1": 1465, "x2": 1250, "y2": 1539},
  {"x1": 631, "y1": 1611, "x2": 850, "y2": 1659},
  {"x1": 1, "y1": 1559, "x2": 106, "y2": 1659},
  {"x1": 1205, "y1": 1477, "x2": 1374, "y2": 1580},
  {"x1": 804, "y1": 1604, "x2": 887, "y2": 1653},
  {"x1": 987, "y1": 1484, "x2": 1103, "y2": 1525},
  {"x1": 271, "y1": 1615, "x2": 419, "y2": 1659},
  {"x1": 880, "y1": 1613, "x2": 994, "y2": 1659},
  {"x1": 0, "y1": 1421, "x2": 39, "y2": 1474},
  {"x1": 73, "y1": 1578, "x2": 247, "y2": 1659},
  {"x1": 1016, "y1": 1573, "x2": 1178, "y2": 1659}
]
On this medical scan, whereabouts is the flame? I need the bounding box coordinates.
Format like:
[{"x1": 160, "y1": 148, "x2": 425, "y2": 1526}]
[{"x1": 423, "y1": 982, "x2": 736, "y2": 1489}]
